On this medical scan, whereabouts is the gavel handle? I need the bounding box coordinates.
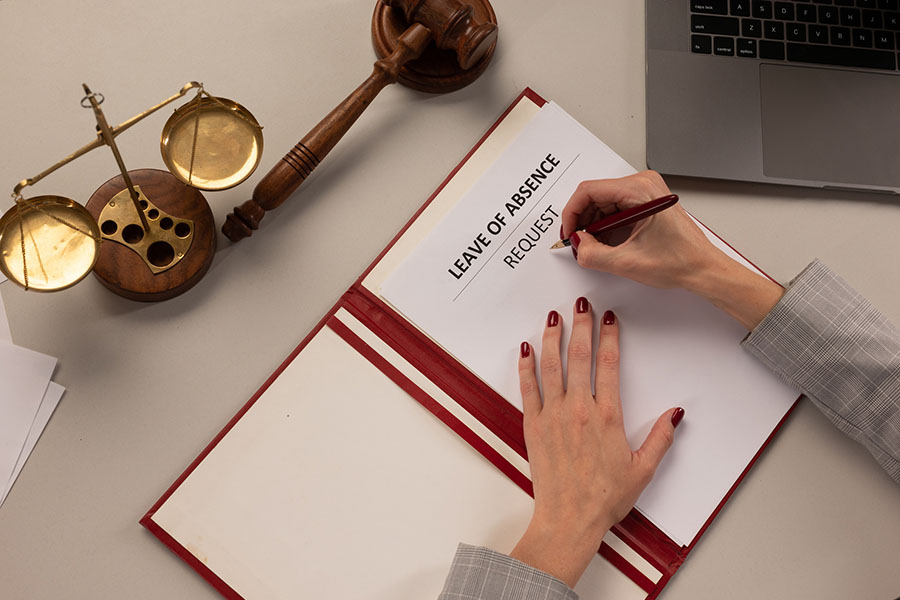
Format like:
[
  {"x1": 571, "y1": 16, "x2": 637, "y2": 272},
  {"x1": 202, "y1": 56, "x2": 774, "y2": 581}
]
[{"x1": 222, "y1": 23, "x2": 432, "y2": 242}]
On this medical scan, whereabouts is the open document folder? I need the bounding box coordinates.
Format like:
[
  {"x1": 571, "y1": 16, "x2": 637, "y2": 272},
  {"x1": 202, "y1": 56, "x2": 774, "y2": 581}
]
[
  {"x1": 143, "y1": 90, "x2": 799, "y2": 600},
  {"x1": 379, "y1": 101, "x2": 797, "y2": 547}
]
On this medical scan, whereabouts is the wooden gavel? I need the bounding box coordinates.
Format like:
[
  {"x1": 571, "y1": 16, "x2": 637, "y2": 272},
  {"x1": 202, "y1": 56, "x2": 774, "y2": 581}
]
[{"x1": 222, "y1": 0, "x2": 498, "y2": 242}]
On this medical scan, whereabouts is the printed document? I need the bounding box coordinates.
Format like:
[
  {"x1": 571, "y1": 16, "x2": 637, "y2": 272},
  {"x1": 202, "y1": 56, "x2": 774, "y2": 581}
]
[{"x1": 381, "y1": 102, "x2": 797, "y2": 546}]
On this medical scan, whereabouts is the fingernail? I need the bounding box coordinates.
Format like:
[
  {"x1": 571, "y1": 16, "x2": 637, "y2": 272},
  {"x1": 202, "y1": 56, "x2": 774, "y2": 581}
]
[
  {"x1": 576, "y1": 297, "x2": 590, "y2": 314},
  {"x1": 520, "y1": 342, "x2": 531, "y2": 358},
  {"x1": 547, "y1": 310, "x2": 559, "y2": 327},
  {"x1": 603, "y1": 310, "x2": 616, "y2": 325},
  {"x1": 671, "y1": 407, "x2": 685, "y2": 429},
  {"x1": 570, "y1": 232, "x2": 580, "y2": 260}
]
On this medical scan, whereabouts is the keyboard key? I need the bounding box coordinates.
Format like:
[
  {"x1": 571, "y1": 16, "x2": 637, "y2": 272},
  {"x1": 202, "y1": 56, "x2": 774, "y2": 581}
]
[
  {"x1": 874, "y1": 30, "x2": 895, "y2": 48},
  {"x1": 714, "y1": 36, "x2": 736, "y2": 54},
  {"x1": 878, "y1": 0, "x2": 898, "y2": 10},
  {"x1": 840, "y1": 7, "x2": 861, "y2": 25},
  {"x1": 692, "y1": 1, "x2": 728, "y2": 14},
  {"x1": 774, "y1": 2, "x2": 795, "y2": 18},
  {"x1": 863, "y1": 9, "x2": 883, "y2": 28},
  {"x1": 692, "y1": 14, "x2": 740, "y2": 35},
  {"x1": 853, "y1": 28, "x2": 873, "y2": 45},
  {"x1": 797, "y1": 3, "x2": 818, "y2": 21},
  {"x1": 760, "y1": 40, "x2": 786, "y2": 58},
  {"x1": 787, "y1": 41, "x2": 896, "y2": 68},
  {"x1": 753, "y1": 0, "x2": 773, "y2": 18},
  {"x1": 787, "y1": 22, "x2": 808, "y2": 40},
  {"x1": 834, "y1": 0, "x2": 854, "y2": 5},
  {"x1": 692, "y1": 34, "x2": 713, "y2": 53},
  {"x1": 886, "y1": 12, "x2": 900, "y2": 28},
  {"x1": 819, "y1": 5, "x2": 839, "y2": 22},
  {"x1": 812, "y1": 0, "x2": 833, "y2": 4},
  {"x1": 765, "y1": 20, "x2": 786, "y2": 37},
  {"x1": 809, "y1": 23, "x2": 830, "y2": 41},
  {"x1": 731, "y1": 0, "x2": 751, "y2": 15},
  {"x1": 737, "y1": 37, "x2": 758, "y2": 55},
  {"x1": 831, "y1": 26, "x2": 852, "y2": 43},
  {"x1": 856, "y1": 0, "x2": 876, "y2": 7},
  {"x1": 743, "y1": 18, "x2": 764, "y2": 36}
]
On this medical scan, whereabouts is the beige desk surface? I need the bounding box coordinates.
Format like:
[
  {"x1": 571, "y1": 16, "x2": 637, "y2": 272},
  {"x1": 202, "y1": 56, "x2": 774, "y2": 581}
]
[{"x1": 1, "y1": 1, "x2": 899, "y2": 598}]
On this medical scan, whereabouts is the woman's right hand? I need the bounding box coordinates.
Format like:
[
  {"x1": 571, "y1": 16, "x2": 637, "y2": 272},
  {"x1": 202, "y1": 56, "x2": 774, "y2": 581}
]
[
  {"x1": 561, "y1": 170, "x2": 722, "y2": 291},
  {"x1": 562, "y1": 171, "x2": 785, "y2": 331}
]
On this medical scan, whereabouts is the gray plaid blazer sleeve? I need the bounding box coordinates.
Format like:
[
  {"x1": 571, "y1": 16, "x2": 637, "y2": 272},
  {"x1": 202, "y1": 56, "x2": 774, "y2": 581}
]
[
  {"x1": 742, "y1": 260, "x2": 900, "y2": 483},
  {"x1": 438, "y1": 544, "x2": 579, "y2": 600}
]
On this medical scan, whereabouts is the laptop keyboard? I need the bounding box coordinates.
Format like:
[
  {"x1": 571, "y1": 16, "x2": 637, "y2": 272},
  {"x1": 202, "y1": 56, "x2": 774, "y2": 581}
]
[{"x1": 690, "y1": 0, "x2": 900, "y2": 70}]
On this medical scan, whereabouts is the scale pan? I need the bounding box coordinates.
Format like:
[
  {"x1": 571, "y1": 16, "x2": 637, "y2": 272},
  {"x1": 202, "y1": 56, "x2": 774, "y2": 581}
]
[
  {"x1": 0, "y1": 196, "x2": 100, "y2": 291},
  {"x1": 161, "y1": 96, "x2": 263, "y2": 191}
]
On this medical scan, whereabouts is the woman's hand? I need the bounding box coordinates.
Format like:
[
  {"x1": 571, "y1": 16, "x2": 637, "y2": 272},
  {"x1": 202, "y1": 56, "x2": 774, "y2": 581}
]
[
  {"x1": 562, "y1": 170, "x2": 719, "y2": 290},
  {"x1": 562, "y1": 171, "x2": 785, "y2": 331},
  {"x1": 509, "y1": 298, "x2": 683, "y2": 588}
]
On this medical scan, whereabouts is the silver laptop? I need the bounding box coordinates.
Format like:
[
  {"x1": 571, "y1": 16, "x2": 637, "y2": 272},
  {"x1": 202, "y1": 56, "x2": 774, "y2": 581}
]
[{"x1": 646, "y1": 0, "x2": 900, "y2": 194}]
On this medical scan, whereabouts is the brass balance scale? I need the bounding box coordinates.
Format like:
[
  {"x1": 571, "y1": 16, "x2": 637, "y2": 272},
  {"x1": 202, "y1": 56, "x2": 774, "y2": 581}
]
[{"x1": 0, "y1": 81, "x2": 262, "y2": 301}]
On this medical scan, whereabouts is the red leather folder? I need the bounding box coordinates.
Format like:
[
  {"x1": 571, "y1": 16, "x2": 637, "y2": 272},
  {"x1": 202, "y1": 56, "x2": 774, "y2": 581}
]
[{"x1": 142, "y1": 88, "x2": 798, "y2": 599}]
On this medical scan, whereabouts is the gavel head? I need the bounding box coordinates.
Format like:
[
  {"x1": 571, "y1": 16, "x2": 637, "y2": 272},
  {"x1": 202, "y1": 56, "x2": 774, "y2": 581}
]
[{"x1": 382, "y1": 0, "x2": 498, "y2": 70}]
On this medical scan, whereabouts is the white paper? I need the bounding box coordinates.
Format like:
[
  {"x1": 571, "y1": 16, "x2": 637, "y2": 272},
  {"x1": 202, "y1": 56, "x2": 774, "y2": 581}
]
[
  {"x1": 0, "y1": 341, "x2": 57, "y2": 491},
  {"x1": 381, "y1": 103, "x2": 798, "y2": 546},
  {"x1": 1, "y1": 382, "x2": 64, "y2": 507}
]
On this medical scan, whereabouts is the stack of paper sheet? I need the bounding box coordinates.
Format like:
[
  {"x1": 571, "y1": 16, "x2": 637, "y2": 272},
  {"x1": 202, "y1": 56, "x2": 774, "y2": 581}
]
[{"x1": 0, "y1": 276, "x2": 64, "y2": 508}]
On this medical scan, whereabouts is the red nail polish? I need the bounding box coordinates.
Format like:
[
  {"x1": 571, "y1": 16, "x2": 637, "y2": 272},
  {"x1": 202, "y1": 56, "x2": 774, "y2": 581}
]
[
  {"x1": 559, "y1": 223, "x2": 565, "y2": 240},
  {"x1": 570, "y1": 231, "x2": 581, "y2": 249},
  {"x1": 576, "y1": 297, "x2": 590, "y2": 313},
  {"x1": 603, "y1": 310, "x2": 616, "y2": 325},
  {"x1": 547, "y1": 310, "x2": 559, "y2": 327},
  {"x1": 520, "y1": 342, "x2": 531, "y2": 358},
  {"x1": 671, "y1": 407, "x2": 685, "y2": 428}
]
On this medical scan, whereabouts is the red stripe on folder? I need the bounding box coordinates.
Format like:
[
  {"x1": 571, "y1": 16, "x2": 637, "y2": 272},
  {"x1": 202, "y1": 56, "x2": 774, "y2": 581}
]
[
  {"x1": 345, "y1": 286, "x2": 527, "y2": 458},
  {"x1": 327, "y1": 316, "x2": 533, "y2": 495},
  {"x1": 598, "y1": 543, "x2": 656, "y2": 594}
]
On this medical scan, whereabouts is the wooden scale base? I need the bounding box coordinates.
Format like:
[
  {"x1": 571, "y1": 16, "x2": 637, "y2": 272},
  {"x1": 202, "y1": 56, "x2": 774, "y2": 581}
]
[{"x1": 86, "y1": 169, "x2": 216, "y2": 302}]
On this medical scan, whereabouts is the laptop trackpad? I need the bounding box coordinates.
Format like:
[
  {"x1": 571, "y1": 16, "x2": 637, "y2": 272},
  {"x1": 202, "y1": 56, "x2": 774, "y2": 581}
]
[{"x1": 760, "y1": 64, "x2": 900, "y2": 188}]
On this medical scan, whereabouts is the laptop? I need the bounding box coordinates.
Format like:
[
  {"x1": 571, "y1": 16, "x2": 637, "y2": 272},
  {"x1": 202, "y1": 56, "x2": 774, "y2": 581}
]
[{"x1": 646, "y1": 0, "x2": 900, "y2": 194}]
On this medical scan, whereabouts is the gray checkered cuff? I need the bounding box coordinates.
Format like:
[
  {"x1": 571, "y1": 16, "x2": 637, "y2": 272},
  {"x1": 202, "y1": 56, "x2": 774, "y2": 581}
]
[
  {"x1": 438, "y1": 544, "x2": 579, "y2": 600},
  {"x1": 742, "y1": 260, "x2": 900, "y2": 483}
]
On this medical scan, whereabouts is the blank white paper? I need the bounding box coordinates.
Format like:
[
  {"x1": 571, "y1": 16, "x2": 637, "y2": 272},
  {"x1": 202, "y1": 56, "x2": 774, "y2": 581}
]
[
  {"x1": 0, "y1": 340, "x2": 57, "y2": 492},
  {"x1": 1, "y1": 382, "x2": 64, "y2": 507},
  {"x1": 381, "y1": 102, "x2": 798, "y2": 546}
]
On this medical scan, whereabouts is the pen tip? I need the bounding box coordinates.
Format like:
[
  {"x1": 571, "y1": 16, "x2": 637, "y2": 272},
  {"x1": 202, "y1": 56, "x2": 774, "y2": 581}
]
[{"x1": 549, "y1": 240, "x2": 566, "y2": 250}]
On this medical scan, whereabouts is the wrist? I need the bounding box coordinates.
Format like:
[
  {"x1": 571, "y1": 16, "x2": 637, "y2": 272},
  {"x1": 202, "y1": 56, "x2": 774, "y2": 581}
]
[
  {"x1": 679, "y1": 246, "x2": 732, "y2": 298},
  {"x1": 510, "y1": 513, "x2": 613, "y2": 588},
  {"x1": 681, "y1": 252, "x2": 784, "y2": 330}
]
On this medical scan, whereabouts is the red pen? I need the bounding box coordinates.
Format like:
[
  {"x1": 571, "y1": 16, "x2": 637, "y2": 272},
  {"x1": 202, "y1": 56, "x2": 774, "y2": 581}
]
[{"x1": 549, "y1": 194, "x2": 679, "y2": 250}]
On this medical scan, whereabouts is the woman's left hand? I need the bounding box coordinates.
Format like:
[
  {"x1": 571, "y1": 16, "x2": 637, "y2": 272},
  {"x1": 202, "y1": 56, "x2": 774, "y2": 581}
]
[{"x1": 509, "y1": 298, "x2": 684, "y2": 588}]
